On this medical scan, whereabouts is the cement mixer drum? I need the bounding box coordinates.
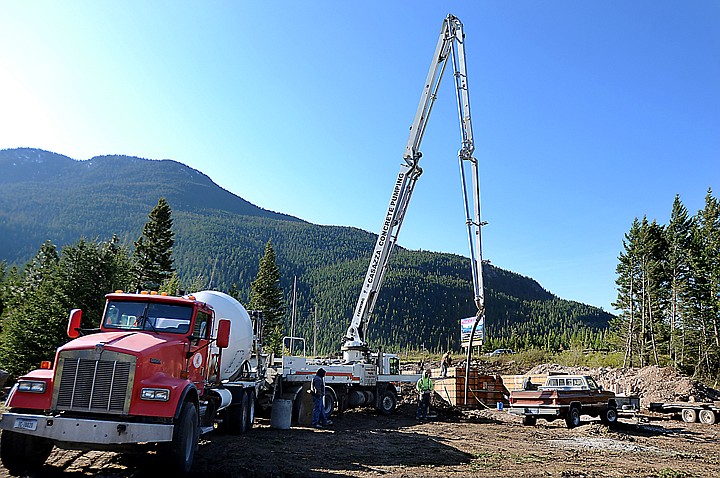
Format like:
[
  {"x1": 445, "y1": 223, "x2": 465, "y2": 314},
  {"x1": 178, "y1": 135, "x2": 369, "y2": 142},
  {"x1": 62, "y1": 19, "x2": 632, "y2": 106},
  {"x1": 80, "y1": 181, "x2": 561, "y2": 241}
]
[{"x1": 191, "y1": 290, "x2": 254, "y2": 381}]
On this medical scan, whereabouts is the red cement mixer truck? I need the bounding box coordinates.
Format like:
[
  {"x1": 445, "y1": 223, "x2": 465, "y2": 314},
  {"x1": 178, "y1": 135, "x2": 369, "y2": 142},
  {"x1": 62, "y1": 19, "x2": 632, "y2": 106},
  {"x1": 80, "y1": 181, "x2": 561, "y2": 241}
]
[
  {"x1": 0, "y1": 290, "x2": 263, "y2": 475},
  {"x1": 0, "y1": 289, "x2": 417, "y2": 476}
]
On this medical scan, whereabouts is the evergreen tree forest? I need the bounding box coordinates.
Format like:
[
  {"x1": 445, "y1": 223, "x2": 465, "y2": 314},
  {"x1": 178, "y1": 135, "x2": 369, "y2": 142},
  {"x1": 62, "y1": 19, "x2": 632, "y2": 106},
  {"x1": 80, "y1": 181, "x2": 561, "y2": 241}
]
[
  {"x1": 612, "y1": 190, "x2": 720, "y2": 380},
  {"x1": 0, "y1": 148, "x2": 614, "y2": 377},
  {"x1": 0, "y1": 237, "x2": 134, "y2": 376}
]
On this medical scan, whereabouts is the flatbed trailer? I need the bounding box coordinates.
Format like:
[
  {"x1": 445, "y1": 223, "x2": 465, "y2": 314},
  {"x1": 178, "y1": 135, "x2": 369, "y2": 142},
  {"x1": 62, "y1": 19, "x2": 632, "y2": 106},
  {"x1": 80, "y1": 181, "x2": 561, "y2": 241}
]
[{"x1": 649, "y1": 401, "x2": 720, "y2": 425}]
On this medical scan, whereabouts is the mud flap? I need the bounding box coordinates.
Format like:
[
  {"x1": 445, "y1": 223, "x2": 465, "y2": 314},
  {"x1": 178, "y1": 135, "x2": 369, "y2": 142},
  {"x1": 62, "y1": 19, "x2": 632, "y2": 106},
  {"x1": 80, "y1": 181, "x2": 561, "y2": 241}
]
[{"x1": 295, "y1": 383, "x2": 314, "y2": 426}]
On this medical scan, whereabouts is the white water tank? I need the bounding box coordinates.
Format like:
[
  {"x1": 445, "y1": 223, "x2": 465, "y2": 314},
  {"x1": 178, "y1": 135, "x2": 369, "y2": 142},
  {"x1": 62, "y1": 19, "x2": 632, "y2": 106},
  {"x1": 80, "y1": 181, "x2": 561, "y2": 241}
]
[{"x1": 192, "y1": 290, "x2": 254, "y2": 381}]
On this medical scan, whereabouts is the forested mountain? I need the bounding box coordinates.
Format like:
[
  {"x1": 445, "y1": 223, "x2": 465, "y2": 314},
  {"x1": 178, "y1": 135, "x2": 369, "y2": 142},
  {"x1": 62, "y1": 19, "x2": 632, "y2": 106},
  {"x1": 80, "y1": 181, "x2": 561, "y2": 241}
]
[{"x1": 0, "y1": 148, "x2": 613, "y2": 353}]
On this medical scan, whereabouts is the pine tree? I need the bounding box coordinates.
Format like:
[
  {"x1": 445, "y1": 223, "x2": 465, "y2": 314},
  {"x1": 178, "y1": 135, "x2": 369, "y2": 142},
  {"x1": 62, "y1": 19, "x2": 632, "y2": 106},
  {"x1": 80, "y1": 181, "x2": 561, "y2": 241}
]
[
  {"x1": 683, "y1": 189, "x2": 720, "y2": 377},
  {"x1": 159, "y1": 272, "x2": 181, "y2": 295},
  {"x1": 614, "y1": 218, "x2": 641, "y2": 367},
  {"x1": 0, "y1": 278, "x2": 69, "y2": 377},
  {"x1": 133, "y1": 198, "x2": 175, "y2": 290},
  {"x1": 664, "y1": 195, "x2": 692, "y2": 365},
  {"x1": 20, "y1": 240, "x2": 60, "y2": 295},
  {"x1": 249, "y1": 241, "x2": 286, "y2": 355},
  {"x1": 638, "y1": 218, "x2": 667, "y2": 366}
]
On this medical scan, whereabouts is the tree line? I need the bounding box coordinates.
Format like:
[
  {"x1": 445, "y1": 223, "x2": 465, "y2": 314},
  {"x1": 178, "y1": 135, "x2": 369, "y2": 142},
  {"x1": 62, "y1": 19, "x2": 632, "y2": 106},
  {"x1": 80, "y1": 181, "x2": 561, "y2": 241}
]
[{"x1": 612, "y1": 189, "x2": 720, "y2": 380}]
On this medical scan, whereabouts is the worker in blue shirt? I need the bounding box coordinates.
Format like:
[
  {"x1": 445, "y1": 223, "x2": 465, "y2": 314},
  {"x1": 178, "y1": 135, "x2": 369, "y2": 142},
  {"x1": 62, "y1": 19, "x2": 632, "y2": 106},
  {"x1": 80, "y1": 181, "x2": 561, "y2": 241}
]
[{"x1": 311, "y1": 368, "x2": 333, "y2": 428}]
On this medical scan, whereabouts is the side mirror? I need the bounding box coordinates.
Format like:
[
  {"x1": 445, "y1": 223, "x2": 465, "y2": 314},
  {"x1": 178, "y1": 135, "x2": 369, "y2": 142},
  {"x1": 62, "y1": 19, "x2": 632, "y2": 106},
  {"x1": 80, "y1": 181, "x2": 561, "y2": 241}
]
[
  {"x1": 216, "y1": 319, "x2": 231, "y2": 349},
  {"x1": 67, "y1": 309, "x2": 82, "y2": 338}
]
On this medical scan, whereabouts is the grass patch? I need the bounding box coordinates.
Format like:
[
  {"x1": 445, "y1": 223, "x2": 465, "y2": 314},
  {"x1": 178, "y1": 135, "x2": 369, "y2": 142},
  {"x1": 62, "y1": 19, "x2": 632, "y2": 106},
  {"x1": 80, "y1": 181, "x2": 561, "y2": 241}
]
[
  {"x1": 655, "y1": 468, "x2": 699, "y2": 478},
  {"x1": 469, "y1": 451, "x2": 546, "y2": 470}
]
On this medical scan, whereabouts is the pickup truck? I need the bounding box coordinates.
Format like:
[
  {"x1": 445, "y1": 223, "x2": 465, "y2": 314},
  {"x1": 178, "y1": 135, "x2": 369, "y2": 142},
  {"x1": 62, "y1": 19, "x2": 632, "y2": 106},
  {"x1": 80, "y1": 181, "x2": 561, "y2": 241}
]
[{"x1": 507, "y1": 374, "x2": 618, "y2": 428}]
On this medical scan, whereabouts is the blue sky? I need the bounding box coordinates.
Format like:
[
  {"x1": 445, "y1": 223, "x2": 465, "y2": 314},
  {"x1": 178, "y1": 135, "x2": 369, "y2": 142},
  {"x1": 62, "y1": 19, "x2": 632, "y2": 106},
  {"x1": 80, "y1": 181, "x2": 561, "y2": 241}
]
[{"x1": 1, "y1": 1, "x2": 718, "y2": 312}]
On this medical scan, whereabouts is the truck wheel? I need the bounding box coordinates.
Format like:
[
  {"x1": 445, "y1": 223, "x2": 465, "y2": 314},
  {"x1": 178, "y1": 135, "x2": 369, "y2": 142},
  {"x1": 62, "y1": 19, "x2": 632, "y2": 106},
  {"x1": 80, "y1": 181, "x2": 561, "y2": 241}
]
[
  {"x1": 681, "y1": 408, "x2": 698, "y2": 423},
  {"x1": 378, "y1": 390, "x2": 397, "y2": 415},
  {"x1": 165, "y1": 402, "x2": 199, "y2": 475},
  {"x1": 323, "y1": 388, "x2": 336, "y2": 417},
  {"x1": 246, "y1": 390, "x2": 256, "y2": 430},
  {"x1": 565, "y1": 406, "x2": 581, "y2": 428},
  {"x1": 699, "y1": 409, "x2": 716, "y2": 425},
  {"x1": 600, "y1": 406, "x2": 618, "y2": 426},
  {"x1": 0, "y1": 430, "x2": 53, "y2": 475},
  {"x1": 239, "y1": 391, "x2": 250, "y2": 433},
  {"x1": 522, "y1": 416, "x2": 536, "y2": 426}
]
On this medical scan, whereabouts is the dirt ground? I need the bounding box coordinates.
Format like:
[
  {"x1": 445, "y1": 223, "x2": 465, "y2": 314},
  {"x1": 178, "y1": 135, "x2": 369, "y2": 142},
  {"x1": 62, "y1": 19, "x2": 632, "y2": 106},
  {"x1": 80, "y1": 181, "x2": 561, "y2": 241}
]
[
  {"x1": 2, "y1": 363, "x2": 718, "y2": 477},
  {"x1": 2, "y1": 400, "x2": 717, "y2": 478}
]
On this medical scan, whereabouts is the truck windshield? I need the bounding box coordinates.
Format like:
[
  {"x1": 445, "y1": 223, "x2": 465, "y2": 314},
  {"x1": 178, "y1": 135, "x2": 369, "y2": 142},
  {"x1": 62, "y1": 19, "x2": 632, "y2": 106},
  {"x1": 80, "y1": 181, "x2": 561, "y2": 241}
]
[{"x1": 103, "y1": 301, "x2": 192, "y2": 334}]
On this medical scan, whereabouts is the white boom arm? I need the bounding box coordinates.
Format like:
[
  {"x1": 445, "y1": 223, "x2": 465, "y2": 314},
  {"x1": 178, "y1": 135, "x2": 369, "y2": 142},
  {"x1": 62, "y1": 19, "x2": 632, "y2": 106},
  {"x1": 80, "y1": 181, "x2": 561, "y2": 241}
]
[{"x1": 343, "y1": 14, "x2": 485, "y2": 352}]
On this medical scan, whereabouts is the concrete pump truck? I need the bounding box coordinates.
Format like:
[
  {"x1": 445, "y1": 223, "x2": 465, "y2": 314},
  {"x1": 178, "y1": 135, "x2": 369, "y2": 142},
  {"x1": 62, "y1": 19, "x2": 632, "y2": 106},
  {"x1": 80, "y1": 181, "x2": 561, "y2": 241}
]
[{"x1": 273, "y1": 12, "x2": 487, "y2": 419}]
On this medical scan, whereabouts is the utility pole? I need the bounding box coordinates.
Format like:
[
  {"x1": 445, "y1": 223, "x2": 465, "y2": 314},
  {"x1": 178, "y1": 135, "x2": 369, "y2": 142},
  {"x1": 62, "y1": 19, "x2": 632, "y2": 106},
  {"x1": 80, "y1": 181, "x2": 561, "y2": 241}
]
[
  {"x1": 290, "y1": 275, "x2": 297, "y2": 354},
  {"x1": 313, "y1": 303, "x2": 318, "y2": 356}
]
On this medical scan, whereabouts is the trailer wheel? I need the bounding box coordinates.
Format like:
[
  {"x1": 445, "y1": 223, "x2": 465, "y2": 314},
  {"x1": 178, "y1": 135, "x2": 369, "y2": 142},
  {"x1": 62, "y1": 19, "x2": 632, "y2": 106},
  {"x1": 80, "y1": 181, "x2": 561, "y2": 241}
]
[
  {"x1": 378, "y1": 389, "x2": 397, "y2": 415},
  {"x1": 522, "y1": 416, "x2": 536, "y2": 426},
  {"x1": 681, "y1": 408, "x2": 698, "y2": 423},
  {"x1": 565, "y1": 406, "x2": 581, "y2": 428},
  {"x1": 165, "y1": 402, "x2": 199, "y2": 475},
  {"x1": 246, "y1": 390, "x2": 256, "y2": 430},
  {"x1": 600, "y1": 406, "x2": 618, "y2": 426},
  {"x1": 699, "y1": 409, "x2": 716, "y2": 425},
  {"x1": 0, "y1": 430, "x2": 53, "y2": 475}
]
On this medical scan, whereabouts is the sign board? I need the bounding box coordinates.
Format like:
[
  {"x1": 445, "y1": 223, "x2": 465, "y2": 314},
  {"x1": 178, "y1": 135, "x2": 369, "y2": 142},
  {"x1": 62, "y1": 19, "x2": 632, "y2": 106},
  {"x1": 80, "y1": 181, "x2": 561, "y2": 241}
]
[{"x1": 461, "y1": 316, "x2": 484, "y2": 348}]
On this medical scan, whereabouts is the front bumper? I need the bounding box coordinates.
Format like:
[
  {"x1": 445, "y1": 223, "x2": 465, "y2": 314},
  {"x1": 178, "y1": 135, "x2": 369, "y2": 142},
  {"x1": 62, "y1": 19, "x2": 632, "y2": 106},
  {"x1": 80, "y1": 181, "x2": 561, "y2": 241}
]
[{"x1": 1, "y1": 413, "x2": 173, "y2": 445}]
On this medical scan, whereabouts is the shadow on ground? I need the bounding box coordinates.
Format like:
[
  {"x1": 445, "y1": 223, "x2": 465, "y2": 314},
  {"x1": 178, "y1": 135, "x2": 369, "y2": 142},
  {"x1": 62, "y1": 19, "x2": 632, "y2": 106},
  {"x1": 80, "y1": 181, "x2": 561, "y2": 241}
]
[{"x1": 19, "y1": 407, "x2": 473, "y2": 478}]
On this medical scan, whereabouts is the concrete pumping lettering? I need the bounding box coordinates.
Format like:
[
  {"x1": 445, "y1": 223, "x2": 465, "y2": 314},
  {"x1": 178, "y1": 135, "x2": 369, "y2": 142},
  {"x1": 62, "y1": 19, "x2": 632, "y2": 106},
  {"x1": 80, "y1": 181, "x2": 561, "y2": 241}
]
[{"x1": 365, "y1": 171, "x2": 405, "y2": 287}]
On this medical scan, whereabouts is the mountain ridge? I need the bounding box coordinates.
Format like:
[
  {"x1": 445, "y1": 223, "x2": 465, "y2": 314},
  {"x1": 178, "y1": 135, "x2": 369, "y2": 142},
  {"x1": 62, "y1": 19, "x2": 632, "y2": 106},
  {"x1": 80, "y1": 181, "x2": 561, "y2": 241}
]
[{"x1": 0, "y1": 147, "x2": 302, "y2": 224}]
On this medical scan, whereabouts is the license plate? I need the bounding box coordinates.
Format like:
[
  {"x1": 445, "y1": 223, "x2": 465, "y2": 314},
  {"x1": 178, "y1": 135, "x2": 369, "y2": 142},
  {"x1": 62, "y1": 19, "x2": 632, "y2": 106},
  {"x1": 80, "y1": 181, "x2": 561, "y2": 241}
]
[{"x1": 13, "y1": 418, "x2": 38, "y2": 431}]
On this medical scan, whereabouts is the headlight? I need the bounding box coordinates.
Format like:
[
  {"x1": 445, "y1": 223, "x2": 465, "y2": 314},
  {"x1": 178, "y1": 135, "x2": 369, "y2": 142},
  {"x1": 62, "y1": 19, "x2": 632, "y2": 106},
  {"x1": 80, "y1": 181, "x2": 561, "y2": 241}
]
[
  {"x1": 141, "y1": 388, "x2": 170, "y2": 401},
  {"x1": 18, "y1": 380, "x2": 46, "y2": 393}
]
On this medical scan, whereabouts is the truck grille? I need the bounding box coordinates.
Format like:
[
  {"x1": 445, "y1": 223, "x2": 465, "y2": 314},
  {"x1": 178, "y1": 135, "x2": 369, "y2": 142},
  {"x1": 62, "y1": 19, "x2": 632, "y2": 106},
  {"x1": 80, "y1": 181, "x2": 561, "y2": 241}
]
[{"x1": 53, "y1": 350, "x2": 136, "y2": 414}]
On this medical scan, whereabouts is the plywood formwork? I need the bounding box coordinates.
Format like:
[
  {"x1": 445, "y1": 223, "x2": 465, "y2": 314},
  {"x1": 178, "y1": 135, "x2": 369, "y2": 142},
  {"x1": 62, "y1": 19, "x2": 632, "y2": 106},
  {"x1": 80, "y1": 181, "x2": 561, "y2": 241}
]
[{"x1": 432, "y1": 367, "x2": 510, "y2": 407}]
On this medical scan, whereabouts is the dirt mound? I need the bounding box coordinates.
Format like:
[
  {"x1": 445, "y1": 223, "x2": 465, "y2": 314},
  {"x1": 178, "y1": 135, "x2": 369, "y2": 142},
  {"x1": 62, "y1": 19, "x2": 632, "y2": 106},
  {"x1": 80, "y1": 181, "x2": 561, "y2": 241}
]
[{"x1": 528, "y1": 364, "x2": 720, "y2": 407}]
